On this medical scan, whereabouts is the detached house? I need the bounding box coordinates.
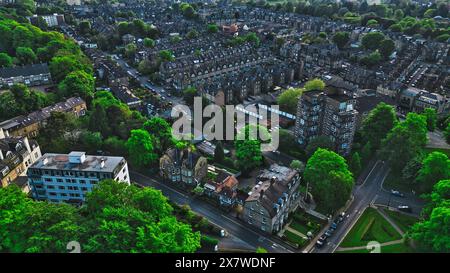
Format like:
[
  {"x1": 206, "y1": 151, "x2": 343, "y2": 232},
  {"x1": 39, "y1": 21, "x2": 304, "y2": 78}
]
[{"x1": 160, "y1": 148, "x2": 208, "y2": 187}]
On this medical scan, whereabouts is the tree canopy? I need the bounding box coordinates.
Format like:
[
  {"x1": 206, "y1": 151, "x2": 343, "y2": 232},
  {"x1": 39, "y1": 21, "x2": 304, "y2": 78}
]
[{"x1": 304, "y1": 148, "x2": 354, "y2": 214}]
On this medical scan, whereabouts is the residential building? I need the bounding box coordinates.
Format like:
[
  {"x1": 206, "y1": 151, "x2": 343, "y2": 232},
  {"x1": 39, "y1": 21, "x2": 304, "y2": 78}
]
[
  {"x1": 242, "y1": 164, "x2": 301, "y2": 233},
  {"x1": 295, "y1": 89, "x2": 358, "y2": 156},
  {"x1": 0, "y1": 128, "x2": 42, "y2": 193},
  {"x1": 28, "y1": 14, "x2": 65, "y2": 27},
  {"x1": 160, "y1": 148, "x2": 208, "y2": 187},
  {"x1": 27, "y1": 151, "x2": 130, "y2": 204},
  {"x1": 204, "y1": 170, "x2": 239, "y2": 207},
  {"x1": 0, "y1": 63, "x2": 52, "y2": 87},
  {"x1": 0, "y1": 97, "x2": 87, "y2": 138}
]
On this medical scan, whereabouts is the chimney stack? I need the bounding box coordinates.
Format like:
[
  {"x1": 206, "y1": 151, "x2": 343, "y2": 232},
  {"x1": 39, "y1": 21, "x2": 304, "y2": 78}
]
[{"x1": 259, "y1": 189, "x2": 264, "y2": 200}]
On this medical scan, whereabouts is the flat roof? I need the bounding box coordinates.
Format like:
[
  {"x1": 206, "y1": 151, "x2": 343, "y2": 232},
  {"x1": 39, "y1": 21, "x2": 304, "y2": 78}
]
[{"x1": 29, "y1": 153, "x2": 126, "y2": 173}]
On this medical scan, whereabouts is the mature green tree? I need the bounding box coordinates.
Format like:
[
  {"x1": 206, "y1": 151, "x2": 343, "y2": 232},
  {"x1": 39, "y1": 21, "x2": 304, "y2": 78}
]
[
  {"x1": 380, "y1": 113, "x2": 427, "y2": 173},
  {"x1": 278, "y1": 129, "x2": 306, "y2": 160},
  {"x1": 207, "y1": 24, "x2": 219, "y2": 33},
  {"x1": 361, "y1": 31, "x2": 385, "y2": 50},
  {"x1": 186, "y1": 29, "x2": 198, "y2": 39},
  {"x1": 103, "y1": 136, "x2": 128, "y2": 156},
  {"x1": 82, "y1": 179, "x2": 200, "y2": 253},
  {"x1": 360, "y1": 50, "x2": 382, "y2": 67},
  {"x1": 304, "y1": 78, "x2": 325, "y2": 91},
  {"x1": 126, "y1": 129, "x2": 158, "y2": 168},
  {"x1": 409, "y1": 203, "x2": 449, "y2": 252},
  {"x1": 159, "y1": 50, "x2": 175, "y2": 62},
  {"x1": 416, "y1": 152, "x2": 450, "y2": 194},
  {"x1": 58, "y1": 70, "x2": 94, "y2": 100},
  {"x1": 143, "y1": 117, "x2": 174, "y2": 153},
  {"x1": 402, "y1": 153, "x2": 425, "y2": 182},
  {"x1": 235, "y1": 139, "x2": 262, "y2": 173},
  {"x1": 0, "y1": 53, "x2": 13, "y2": 67},
  {"x1": 305, "y1": 136, "x2": 334, "y2": 156},
  {"x1": 350, "y1": 152, "x2": 362, "y2": 176},
  {"x1": 88, "y1": 104, "x2": 111, "y2": 137},
  {"x1": 16, "y1": 47, "x2": 37, "y2": 64},
  {"x1": 143, "y1": 37, "x2": 155, "y2": 48},
  {"x1": 78, "y1": 21, "x2": 91, "y2": 35},
  {"x1": 0, "y1": 185, "x2": 82, "y2": 253},
  {"x1": 379, "y1": 39, "x2": 395, "y2": 59},
  {"x1": 290, "y1": 160, "x2": 305, "y2": 173},
  {"x1": 332, "y1": 31, "x2": 350, "y2": 49},
  {"x1": 304, "y1": 148, "x2": 354, "y2": 214},
  {"x1": 124, "y1": 43, "x2": 137, "y2": 59},
  {"x1": 277, "y1": 88, "x2": 302, "y2": 114},
  {"x1": 50, "y1": 55, "x2": 92, "y2": 83},
  {"x1": 361, "y1": 102, "x2": 397, "y2": 151},
  {"x1": 12, "y1": 25, "x2": 34, "y2": 49},
  {"x1": 214, "y1": 141, "x2": 225, "y2": 163},
  {"x1": 183, "y1": 86, "x2": 197, "y2": 105},
  {"x1": 423, "y1": 108, "x2": 437, "y2": 132}
]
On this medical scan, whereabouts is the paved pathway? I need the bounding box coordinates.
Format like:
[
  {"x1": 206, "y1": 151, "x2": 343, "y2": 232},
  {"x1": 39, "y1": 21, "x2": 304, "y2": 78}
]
[
  {"x1": 336, "y1": 239, "x2": 404, "y2": 252},
  {"x1": 376, "y1": 207, "x2": 405, "y2": 236},
  {"x1": 285, "y1": 226, "x2": 308, "y2": 240}
]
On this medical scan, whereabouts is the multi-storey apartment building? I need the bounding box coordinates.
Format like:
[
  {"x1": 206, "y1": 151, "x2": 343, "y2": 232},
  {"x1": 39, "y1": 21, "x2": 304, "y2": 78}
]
[
  {"x1": 0, "y1": 97, "x2": 87, "y2": 138},
  {"x1": 0, "y1": 128, "x2": 41, "y2": 192},
  {"x1": 242, "y1": 164, "x2": 301, "y2": 233},
  {"x1": 27, "y1": 151, "x2": 130, "y2": 204},
  {"x1": 294, "y1": 89, "x2": 358, "y2": 156},
  {"x1": 27, "y1": 14, "x2": 65, "y2": 27}
]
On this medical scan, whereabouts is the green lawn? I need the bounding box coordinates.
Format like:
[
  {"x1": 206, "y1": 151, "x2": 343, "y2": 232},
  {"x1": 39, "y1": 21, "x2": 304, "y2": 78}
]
[
  {"x1": 340, "y1": 208, "x2": 402, "y2": 248},
  {"x1": 383, "y1": 209, "x2": 418, "y2": 233},
  {"x1": 289, "y1": 220, "x2": 310, "y2": 235},
  {"x1": 283, "y1": 230, "x2": 307, "y2": 247}
]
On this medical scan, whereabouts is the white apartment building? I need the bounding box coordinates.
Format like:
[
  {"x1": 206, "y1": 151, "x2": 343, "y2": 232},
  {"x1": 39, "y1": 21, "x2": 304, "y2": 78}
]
[{"x1": 27, "y1": 151, "x2": 130, "y2": 204}]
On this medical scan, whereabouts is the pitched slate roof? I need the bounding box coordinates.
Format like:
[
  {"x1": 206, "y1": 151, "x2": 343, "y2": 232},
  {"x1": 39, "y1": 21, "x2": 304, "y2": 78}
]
[{"x1": 0, "y1": 63, "x2": 50, "y2": 78}]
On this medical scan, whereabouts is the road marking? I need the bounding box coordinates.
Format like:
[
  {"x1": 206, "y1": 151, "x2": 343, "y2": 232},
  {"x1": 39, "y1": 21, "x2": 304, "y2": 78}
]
[{"x1": 360, "y1": 160, "x2": 382, "y2": 187}]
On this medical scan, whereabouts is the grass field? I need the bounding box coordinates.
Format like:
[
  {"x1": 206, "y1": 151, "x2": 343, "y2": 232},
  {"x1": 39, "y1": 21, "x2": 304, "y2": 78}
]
[
  {"x1": 340, "y1": 208, "x2": 402, "y2": 248},
  {"x1": 383, "y1": 209, "x2": 418, "y2": 233},
  {"x1": 283, "y1": 230, "x2": 306, "y2": 247}
]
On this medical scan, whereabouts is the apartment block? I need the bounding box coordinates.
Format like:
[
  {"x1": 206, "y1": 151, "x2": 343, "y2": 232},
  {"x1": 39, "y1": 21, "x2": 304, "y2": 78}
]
[
  {"x1": 27, "y1": 151, "x2": 130, "y2": 204},
  {"x1": 242, "y1": 164, "x2": 301, "y2": 233},
  {"x1": 294, "y1": 89, "x2": 358, "y2": 156}
]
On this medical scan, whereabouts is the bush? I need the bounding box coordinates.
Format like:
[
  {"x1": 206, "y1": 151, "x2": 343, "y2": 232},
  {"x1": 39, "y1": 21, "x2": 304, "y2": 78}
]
[{"x1": 201, "y1": 235, "x2": 219, "y2": 247}]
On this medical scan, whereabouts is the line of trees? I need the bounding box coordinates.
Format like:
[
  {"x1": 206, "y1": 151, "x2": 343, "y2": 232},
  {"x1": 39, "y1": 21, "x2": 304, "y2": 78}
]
[{"x1": 0, "y1": 180, "x2": 201, "y2": 253}]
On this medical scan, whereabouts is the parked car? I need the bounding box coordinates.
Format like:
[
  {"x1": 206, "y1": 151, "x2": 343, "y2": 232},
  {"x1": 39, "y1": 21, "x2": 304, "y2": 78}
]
[
  {"x1": 391, "y1": 190, "x2": 404, "y2": 197},
  {"x1": 398, "y1": 205, "x2": 412, "y2": 213},
  {"x1": 315, "y1": 240, "x2": 324, "y2": 248},
  {"x1": 330, "y1": 222, "x2": 338, "y2": 230},
  {"x1": 337, "y1": 212, "x2": 346, "y2": 223},
  {"x1": 324, "y1": 229, "x2": 334, "y2": 237}
]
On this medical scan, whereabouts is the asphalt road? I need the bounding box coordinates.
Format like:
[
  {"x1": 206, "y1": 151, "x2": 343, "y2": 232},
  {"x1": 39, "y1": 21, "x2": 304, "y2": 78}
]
[
  {"x1": 312, "y1": 160, "x2": 424, "y2": 253},
  {"x1": 130, "y1": 171, "x2": 295, "y2": 253},
  {"x1": 112, "y1": 56, "x2": 183, "y2": 106}
]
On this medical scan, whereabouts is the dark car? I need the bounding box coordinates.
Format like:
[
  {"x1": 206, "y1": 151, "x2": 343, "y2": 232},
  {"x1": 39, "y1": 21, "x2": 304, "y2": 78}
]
[
  {"x1": 324, "y1": 229, "x2": 334, "y2": 237},
  {"x1": 315, "y1": 240, "x2": 324, "y2": 248},
  {"x1": 391, "y1": 190, "x2": 405, "y2": 197},
  {"x1": 330, "y1": 222, "x2": 338, "y2": 230}
]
